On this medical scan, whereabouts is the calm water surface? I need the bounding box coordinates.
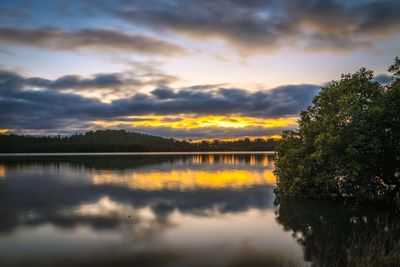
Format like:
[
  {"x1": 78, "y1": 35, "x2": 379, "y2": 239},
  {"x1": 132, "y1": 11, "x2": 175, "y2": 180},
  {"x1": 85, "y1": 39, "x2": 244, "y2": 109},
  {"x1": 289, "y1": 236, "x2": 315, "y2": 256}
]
[{"x1": 0, "y1": 153, "x2": 398, "y2": 267}]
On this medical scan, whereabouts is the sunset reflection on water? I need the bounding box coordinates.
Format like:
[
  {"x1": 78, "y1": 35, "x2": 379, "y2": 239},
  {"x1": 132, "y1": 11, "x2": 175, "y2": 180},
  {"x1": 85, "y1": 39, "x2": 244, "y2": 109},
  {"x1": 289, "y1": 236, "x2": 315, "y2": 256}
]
[
  {"x1": 0, "y1": 153, "x2": 306, "y2": 267},
  {"x1": 91, "y1": 154, "x2": 276, "y2": 190},
  {"x1": 0, "y1": 165, "x2": 5, "y2": 178},
  {"x1": 2, "y1": 153, "x2": 397, "y2": 267}
]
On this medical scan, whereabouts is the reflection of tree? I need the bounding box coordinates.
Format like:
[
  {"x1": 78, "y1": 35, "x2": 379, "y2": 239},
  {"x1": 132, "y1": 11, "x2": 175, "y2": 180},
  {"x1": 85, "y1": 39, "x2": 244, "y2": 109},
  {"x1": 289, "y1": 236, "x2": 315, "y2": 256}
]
[
  {"x1": 0, "y1": 155, "x2": 181, "y2": 170},
  {"x1": 275, "y1": 199, "x2": 400, "y2": 266},
  {"x1": 0, "y1": 155, "x2": 276, "y2": 234},
  {"x1": 0, "y1": 153, "x2": 273, "y2": 171}
]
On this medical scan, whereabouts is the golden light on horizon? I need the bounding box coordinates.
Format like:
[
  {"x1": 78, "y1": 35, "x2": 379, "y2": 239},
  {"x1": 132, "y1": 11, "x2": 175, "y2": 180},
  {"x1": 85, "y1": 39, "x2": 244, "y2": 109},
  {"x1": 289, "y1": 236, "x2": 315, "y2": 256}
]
[
  {"x1": 92, "y1": 115, "x2": 297, "y2": 130},
  {"x1": 0, "y1": 129, "x2": 8, "y2": 134},
  {"x1": 189, "y1": 135, "x2": 282, "y2": 143}
]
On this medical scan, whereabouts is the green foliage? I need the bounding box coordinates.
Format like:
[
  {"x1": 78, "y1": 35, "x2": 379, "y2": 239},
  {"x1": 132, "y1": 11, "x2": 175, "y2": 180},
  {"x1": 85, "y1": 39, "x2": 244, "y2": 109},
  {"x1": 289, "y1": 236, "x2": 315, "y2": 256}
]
[
  {"x1": 275, "y1": 59, "x2": 400, "y2": 202},
  {"x1": 0, "y1": 129, "x2": 278, "y2": 153}
]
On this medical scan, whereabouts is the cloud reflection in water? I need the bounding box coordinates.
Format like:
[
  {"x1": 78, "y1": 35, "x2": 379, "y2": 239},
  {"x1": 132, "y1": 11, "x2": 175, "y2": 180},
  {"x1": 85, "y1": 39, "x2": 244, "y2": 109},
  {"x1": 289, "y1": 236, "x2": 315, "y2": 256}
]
[{"x1": 0, "y1": 153, "x2": 303, "y2": 267}]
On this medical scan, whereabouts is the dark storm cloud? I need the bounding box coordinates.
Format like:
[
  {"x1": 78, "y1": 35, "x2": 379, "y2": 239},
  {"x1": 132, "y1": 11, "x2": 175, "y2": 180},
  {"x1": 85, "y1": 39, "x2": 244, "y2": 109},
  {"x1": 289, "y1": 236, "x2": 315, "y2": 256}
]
[
  {"x1": 110, "y1": 84, "x2": 319, "y2": 118},
  {"x1": 0, "y1": 69, "x2": 318, "y2": 134},
  {"x1": 0, "y1": 27, "x2": 186, "y2": 55},
  {"x1": 108, "y1": 0, "x2": 400, "y2": 54}
]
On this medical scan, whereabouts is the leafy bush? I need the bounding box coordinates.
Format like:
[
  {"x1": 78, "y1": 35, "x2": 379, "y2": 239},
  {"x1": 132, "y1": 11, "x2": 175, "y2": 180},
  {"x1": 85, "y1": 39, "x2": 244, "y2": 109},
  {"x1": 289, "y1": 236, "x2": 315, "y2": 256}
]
[{"x1": 274, "y1": 58, "x2": 400, "y2": 202}]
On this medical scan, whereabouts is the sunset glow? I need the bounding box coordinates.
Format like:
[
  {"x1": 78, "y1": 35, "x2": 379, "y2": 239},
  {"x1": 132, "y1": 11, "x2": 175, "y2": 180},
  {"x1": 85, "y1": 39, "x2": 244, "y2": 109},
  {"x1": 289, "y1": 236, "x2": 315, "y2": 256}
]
[
  {"x1": 0, "y1": 0, "x2": 398, "y2": 138},
  {"x1": 0, "y1": 2, "x2": 399, "y2": 267},
  {"x1": 92, "y1": 115, "x2": 297, "y2": 130}
]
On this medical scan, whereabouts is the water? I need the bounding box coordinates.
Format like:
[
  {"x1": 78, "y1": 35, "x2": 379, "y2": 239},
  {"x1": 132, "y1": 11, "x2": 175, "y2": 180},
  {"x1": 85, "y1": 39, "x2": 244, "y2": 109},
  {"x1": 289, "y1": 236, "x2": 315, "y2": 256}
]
[{"x1": 0, "y1": 153, "x2": 398, "y2": 267}]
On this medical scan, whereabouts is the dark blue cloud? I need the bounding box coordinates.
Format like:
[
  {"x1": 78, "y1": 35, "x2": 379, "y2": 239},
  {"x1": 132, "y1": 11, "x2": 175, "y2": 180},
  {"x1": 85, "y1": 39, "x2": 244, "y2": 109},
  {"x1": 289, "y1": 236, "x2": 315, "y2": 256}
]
[
  {"x1": 108, "y1": 0, "x2": 400, "y2": 54},
  {"x1": 151, "y1": 87, "x2": 177, "y2": 99},
  {"x1": 0, "y1": 27, "x2": 186, "y2": 55},
  {"x1": 21, "y1": 72, "x2": 178, "y2": 99},
  {"x1": 2, "y1": 0, "x2": 399, "y2": 55},
  {"x1": 0, "y1": 70, "x2": 319, "y2": 135},
  {"x1": 111, "y1": 84, "x2": 319, "y2": 118}
]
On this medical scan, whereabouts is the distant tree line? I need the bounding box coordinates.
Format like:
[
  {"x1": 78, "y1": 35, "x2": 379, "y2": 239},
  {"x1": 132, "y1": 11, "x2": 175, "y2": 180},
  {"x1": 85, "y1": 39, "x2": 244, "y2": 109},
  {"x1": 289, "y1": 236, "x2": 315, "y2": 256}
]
[{"x1": 0, "y1": 129, "x2": 278, "y2": 153}]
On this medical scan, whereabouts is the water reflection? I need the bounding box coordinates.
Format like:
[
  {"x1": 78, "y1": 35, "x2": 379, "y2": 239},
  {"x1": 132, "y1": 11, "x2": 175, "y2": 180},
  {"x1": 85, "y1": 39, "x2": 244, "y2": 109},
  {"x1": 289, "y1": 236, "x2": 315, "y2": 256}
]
[
  {"x1": 92, "y1": 169, "x2": 276, "y2": 190},
  {"x1": 275, "y1": 199, "x2": 400, "y2": 266},
  {"x1": 1, "y1": 153, "x2": 303, "y2": 267},
  {"x1": 0, "y1": 153, "x2": 398, "y2": 267},
  {"x1": 0, "y1": 164, "x2": 5, "y2": 178}
]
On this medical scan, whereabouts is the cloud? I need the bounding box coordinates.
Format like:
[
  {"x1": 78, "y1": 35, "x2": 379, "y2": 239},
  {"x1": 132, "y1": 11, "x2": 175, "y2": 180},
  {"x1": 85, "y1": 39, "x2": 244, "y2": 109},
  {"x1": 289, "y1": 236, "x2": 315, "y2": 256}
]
[
  {"x1": 27, "y1": 73, "x2": 130, "y2": 90},
  {"x1": 2, "y1": 1, "x2": 399, "y2": 56},
  {"x1": 108, "y1": 0, "x2": 400, "y2": 55},
  {"x1": 0, "y1": 155, "x2": 275, "y2": 234},
  {"x1": 108, "y1": 85, "x2": 319, "y2": 119},
  {"x1": 0, "y1": 27, "x2": 186, "y2": 55},
  {"x1": 0, "y1": 69, "x2": 318, "y2": 136},
  {"x1": 20, "y1": 69, "x2": 178, "y2": 101}
]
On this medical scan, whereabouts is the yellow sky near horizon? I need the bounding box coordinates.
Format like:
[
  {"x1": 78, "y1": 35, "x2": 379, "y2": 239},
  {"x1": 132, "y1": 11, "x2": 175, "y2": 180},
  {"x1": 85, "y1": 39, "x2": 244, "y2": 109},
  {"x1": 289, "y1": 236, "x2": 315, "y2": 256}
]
[{"x1": 92, "y1": 115, "x2": 297, "y2": 129}]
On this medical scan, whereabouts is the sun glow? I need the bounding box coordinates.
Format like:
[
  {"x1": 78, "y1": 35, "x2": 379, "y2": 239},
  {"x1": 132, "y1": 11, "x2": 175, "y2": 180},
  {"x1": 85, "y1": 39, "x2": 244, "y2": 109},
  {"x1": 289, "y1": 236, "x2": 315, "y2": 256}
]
[
  {"x1": 92, "y1": 115, "x2": 297, "y2": 129},
  {"x1": 189, "y1": 135, "x2": 282, "y2": 143}
]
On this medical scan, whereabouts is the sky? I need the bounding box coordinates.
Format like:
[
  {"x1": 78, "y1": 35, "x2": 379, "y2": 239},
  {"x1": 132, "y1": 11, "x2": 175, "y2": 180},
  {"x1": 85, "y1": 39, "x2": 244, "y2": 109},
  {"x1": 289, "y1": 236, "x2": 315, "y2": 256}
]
[{"x1": 0, "y1": 0, "x2": 399, "y2": 139}]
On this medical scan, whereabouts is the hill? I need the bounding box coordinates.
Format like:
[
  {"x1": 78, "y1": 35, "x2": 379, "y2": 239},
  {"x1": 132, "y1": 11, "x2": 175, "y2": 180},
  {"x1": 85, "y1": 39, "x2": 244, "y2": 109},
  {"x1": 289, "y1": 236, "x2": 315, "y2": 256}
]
[{"x1": 0, "y1": 130, "x2": 278, "y2": 153}]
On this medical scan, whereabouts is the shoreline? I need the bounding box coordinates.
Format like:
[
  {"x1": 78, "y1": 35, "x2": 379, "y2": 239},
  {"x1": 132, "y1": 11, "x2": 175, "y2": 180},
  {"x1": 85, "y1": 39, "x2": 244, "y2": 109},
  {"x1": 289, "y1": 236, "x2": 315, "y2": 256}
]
[{"x1": 0, "y1": 151, "x2": 275, "y2": 157}]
